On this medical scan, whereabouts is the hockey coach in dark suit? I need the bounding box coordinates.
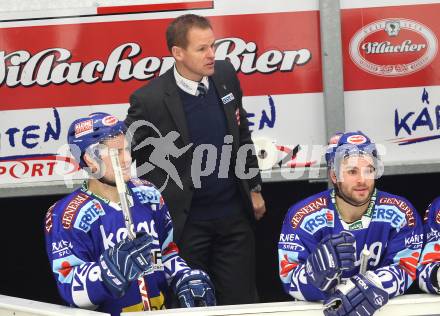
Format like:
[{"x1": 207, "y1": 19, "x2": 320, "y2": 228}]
[{"x1": 125, "y1": 14, "x2": 266, "y2": 305}]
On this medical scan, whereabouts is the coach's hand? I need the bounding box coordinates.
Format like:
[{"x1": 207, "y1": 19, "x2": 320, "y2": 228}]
[{"x1": 251, "y1": 192, "x2": 266, "y2": 220}]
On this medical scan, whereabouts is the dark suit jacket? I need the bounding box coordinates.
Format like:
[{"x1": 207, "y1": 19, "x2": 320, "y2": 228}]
[{"x1": 125, "y1": 60, "x2": 262, "y2": 241}]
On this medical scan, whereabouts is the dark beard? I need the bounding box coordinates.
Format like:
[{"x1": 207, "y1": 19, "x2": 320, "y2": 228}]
[{"x1": 335, "y1": 184, "x2": 372, "y2": 207}]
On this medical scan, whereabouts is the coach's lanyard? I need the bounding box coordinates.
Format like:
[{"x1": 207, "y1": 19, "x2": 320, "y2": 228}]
[{"x1": 331, "y1": 189, "x2": 377, "y2": 231}]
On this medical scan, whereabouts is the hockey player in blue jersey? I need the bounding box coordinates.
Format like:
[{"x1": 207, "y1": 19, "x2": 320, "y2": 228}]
[
  {"x1": 278, "y1": 131, "x2": 423, "y2": 316},
  {"x1": 418, "y1": 197, "x2": 440, "y2": 294},
  {"x1": 44, "y1": 112, "x2": 215, "y2": 316}
]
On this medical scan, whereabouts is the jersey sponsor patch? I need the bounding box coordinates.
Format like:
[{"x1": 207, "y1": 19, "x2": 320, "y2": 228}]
[
  {"x1": 300, "y1": 209, "x2": 334, "y2": 234},
  {"x1": 279, "y1": 242, "x2": 304, "y2": 252},
  {"x1": 371, "y1": 206, "x2": 406, "y2": 230},
  {"x1": 279, "y1": 233, "x2": 300, "y2": 242},
  {"x1": 395, "y1": 248, "x2": 420, "y2": 280},
  {"x1": 348, "y1": 220, "x2": 363, "y2": 231},
  {"x1": 279, "y1": 233, "x2": 304, "y2": 251},
  {"x1": 52, "y1": 254, "x2": 85, "y2": 284},
  {"x1": 404, "y1": 233, "x2": 423, "y2": 249},
  {"x1": 420, "y1": 242, "x2": 440, "y2": 265},
  {"x1": 73, "y1": 200, "x2": 105, "y2": 233},
  {"x1": 51, "y1": 239, "x2": 73, "y2": 258},
  {"x1": 132, "y1": 186, "x2": 163, "y2": 210},
  {"x1": 151, "y1": 249, "x2": 164, "y2": 272},
  {"x1": 427, "y1": 227, "x2": 440, "y2": 243},
  {"x1": 62, "y1": 193, "x2": 90, "y2": 229},
  {"x1": 279, "y1": 252, "x2": 299, "y2": 278},
  {"x1": 100, "y1": 220, "x2": 159, "y2": 249},
  {"x1": 378, "y1": 197, "x2": 415, "y2": 227},
  {"x1": 291, "y1": 196, "x2": 328, "y2": 228}
]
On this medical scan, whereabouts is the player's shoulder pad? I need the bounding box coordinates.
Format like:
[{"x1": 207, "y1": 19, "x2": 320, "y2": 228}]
[
  {"x1": 287, "y1": 190, "x2": 332, "y2": 230},
  {"x1": 428, "y1": 196, "x2": 440, "y2": 211},
  {"x1": 46, "y1": 189, "x2": 93, "y2": 233},
  {"x1": 423, "y1": 196, "x2": 440, "y2": 223},
  {"x1": 129, "y1": 178, "x2": 165, "y2": 210},
  {"x1": 376, "y1": 190, "x2": 419, "y2": 228}
]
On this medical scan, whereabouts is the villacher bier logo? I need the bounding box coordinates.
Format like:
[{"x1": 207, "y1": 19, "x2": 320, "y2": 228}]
[{"x1": 349, "y1": 18, "x2": 438, "y2": 77}]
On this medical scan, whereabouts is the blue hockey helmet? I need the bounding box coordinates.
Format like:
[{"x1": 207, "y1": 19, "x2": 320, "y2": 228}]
[
  {"x1": 326, "y1": 131, "x2": 382, "y2": 177},
  {"x1": 67, "y1": 112, "x2": 126, "y2": 168},
  {"x1": 325, "y1": 132, "x2": 343, "y2": 168}
]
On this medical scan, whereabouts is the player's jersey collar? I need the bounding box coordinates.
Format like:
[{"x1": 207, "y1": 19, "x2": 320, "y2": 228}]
[
  {"x1": 331, "y1": 188, "x2": 377, "y2": 231},
  {"x1": 81, "y1": 181, "x2": 133, "y2": 210}
]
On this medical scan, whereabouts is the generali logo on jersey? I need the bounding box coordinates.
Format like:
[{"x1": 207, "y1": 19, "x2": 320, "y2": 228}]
[{"x1": 349, "y1": 18, "x2": 438, "y2": 77}]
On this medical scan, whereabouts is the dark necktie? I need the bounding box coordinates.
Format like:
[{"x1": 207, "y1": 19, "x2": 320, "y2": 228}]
[{"x1": 197, "y1": 82, "x2": 207, "y2": 97}]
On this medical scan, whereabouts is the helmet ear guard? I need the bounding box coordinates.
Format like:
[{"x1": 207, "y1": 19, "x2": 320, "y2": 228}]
[{"x1": 82, "y1": 143, "x2": 111, "y2": 178}]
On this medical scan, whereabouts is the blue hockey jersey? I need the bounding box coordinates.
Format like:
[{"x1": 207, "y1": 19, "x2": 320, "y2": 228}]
[
  {"x1": 44, "y1": 179, "x2": 190, "y2": 315},
  {"x1": 278, "y1": 189, "x2": 422, "y2": 301},
  {"x1": 418, "y1": 196, "x2": 440, "y2": 294}
]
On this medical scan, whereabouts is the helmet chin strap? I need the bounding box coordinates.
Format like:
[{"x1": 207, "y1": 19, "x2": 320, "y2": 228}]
[{"x1": 334, "y1": 183, "x2": 370, "y2": 208}]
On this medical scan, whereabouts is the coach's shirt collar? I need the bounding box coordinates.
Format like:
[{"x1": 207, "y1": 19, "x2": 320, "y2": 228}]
[{"x1": 174, "y1": 65, "x2": 209, "y2": 96}]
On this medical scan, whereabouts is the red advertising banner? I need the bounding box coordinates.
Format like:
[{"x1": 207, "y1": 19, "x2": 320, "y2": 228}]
[
  {"x1": 342, "y1": 2, "x2": 440, "y2": 91},
  {"x1": 96, "y1": 1, "x2": 213, "y2": 15},
  {"x1": 0, "y1": 11, "x2": 322, "y2": 110}
]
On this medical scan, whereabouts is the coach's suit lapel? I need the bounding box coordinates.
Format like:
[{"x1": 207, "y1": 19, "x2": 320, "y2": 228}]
[
  {"x1": 163, "y1": 70, "x2": 191, "y2": 146},
  {"x1": 212, "y1": 72, "x2": 240, "y2": 148}
]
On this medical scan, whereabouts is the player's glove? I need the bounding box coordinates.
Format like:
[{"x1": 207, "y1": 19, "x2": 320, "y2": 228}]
[
  {"x1": 323, "y1": 271, "x2": 389, "y2": 316},
  {"x1": 305, "y1": 231, "x2": 355, "y2": 292},
  {"x1": 431, "y1": 263, "x2": 440, "y2": 291},
  {"x1": 99, "y1": 233, "x2": 154, "y2": 298},
  {"x1": 173, "y1": 269, "x2": 216, "y2": 307}
]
